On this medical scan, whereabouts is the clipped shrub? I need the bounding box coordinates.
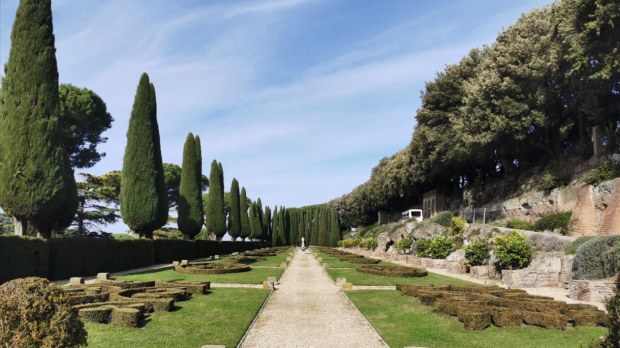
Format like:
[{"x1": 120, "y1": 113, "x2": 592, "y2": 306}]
[
  {"x1": 359, "y1": 237, "x2": 378, "y2": 250},
  {"x1": 395, "y1": 236, "x2": 413, "y2": 250},
  {"x1": 505, "y1": 219, "x2": 533, "y2": 230},
  {"x1": 465, "y1": 241, "x2": 490, "y2": 266},
  {"x1": 78, "y1": 306, "x2": 113, "y2": 323},
  {"x1": 451, "y1": 217, "x2": 466, "y2": 235},
  {"x1": 175, "y1": 263, "x2": 250, "y2": 275},
  {"x1": 428, "y1": 236, "x2": 455, "y2": 259},
  {"x1": 110, "y1": 307, "x2": 141, "y2": 327},
  {"x1": 572, "y1": 236, "x2": 620, "y2": 280},
  {"x1": 458, "y1": 309, "x2": 492, "y2": 330},
  {"x1": 532, "y1": 212, "x2": 572, "y2": 235},
  {"x1": 583, "y1": 161, "x2": 616, "y2": 186},
  {"x1": 416, "y1": 239, "x2": 431, "y2": 257},
  {"x1": 565, "y1": 236, "x2": 596, "y2": 255},
  {"x1": 153, "y1": 239, "x2": 196, "y2": 263},
  {"x1": 521, "y1": 311, "x2": 567, "y2": 330},
  {"x1": 0, "y1": 235, "x2": 49, "y2": 283},
  {"x1": 431, "y1": 211, "x2": 453, "y2": 227},
  {"x1": 0, "y1": 277, "x2": 87, "y2": 347},
  {"x1": 495, "y1": 232, "x2": 532, "y2": 269},
  {"x1": 356, "y1": 264, "x2": 427, "y2": 277}
]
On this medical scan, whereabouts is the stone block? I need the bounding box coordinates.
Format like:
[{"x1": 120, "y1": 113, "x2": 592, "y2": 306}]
[
  {"x1": 214, "y1": 255, "x2": 220, "y2": 260},
  {"x1": 470, "y1": 265, "x2": 498, "y2": 280},
  {"x1": 568, "y1": 280, "x2": 616, "y2": 302},
  {"x1": 341, "y1": 283, "x2": 353, "y2": 291},
  {"x1": 279, "y1": 262, "x2": 288, "y2": 269},
  {"x1": 446, "y1": 249, "x2": 466, "y2": 262},
  {"x1": 69, "y1": 277, "x2": 84, "y2": 285},
  {"x1": 336, "y1": 277, "x2": 347, "y2": 285},
  {"x1": 180, "y1": 260, "x2": 189, "y2": 266},
  {"x1": 421, "y1": 258, "x2": 446, "y2": 269},
  {"x1": 96, "y1": 273, "x2": 110, "y2": 280},
  {"x1": 172, "y1": 261, "x2": 180, "y2": 266},
  {"x1": 231, "y1": 252, "x2": 239, "y2": 256},
  {"x1": 501, "y1": 270, "x2": 560, "y2": 288},
  {"x1": 446, "y1": 261, "x2": 467, "y2": 274},
  {"x1": 267, "y1": 276, "x2": 277, "y2": 284}
]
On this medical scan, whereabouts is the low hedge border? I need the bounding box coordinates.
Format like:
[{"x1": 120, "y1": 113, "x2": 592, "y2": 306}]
[
  {"x1": 357, "y1": 265, "x2": 428, "y2": 278},
  {"x1": 175, "y1": 263, "x2": 251, "y2": 275}
]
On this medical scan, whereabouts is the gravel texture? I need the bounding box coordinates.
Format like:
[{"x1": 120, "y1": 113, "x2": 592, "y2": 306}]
[{"x1": 240, "y1": 249, "x2": 388, "y2": 348}]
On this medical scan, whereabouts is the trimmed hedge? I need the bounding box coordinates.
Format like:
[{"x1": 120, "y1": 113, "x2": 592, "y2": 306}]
[
  {"x1": 0, "y1": 236, "x2": 267, "y2": 283},
  {"x1": 356, "y1": 264, "x2": 428, "y2": 277},
  {"x1": 175, "y1": 263, "x2": 251, "y2": 275},
  {"x1": 0, "y1": 235, "x2": 49, "y2": 283}
]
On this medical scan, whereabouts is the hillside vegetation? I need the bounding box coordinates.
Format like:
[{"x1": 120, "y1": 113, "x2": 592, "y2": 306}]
[{"x1": 332, "y1": 0, "x2": 620, "y2": 227}]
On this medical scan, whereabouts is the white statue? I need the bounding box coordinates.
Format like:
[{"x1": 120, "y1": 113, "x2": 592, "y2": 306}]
[{"x1": 301, "y1": 237, "x2": 306, "y2": 248}]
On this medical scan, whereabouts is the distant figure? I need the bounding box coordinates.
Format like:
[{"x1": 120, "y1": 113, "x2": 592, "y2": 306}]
[{"x1": 301, "y1": 237, "x2": 306, "y2": 248}]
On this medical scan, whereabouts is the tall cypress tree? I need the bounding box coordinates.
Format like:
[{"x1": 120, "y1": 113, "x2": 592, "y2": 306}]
[
  {"x1": 256, "y1": 198, "x2": 265, "y2": 238},
  {"x1": 205, "y1": 160, "x2": 226, "y2": 239},
  {"x1": 329, "y1": 207, "x2": 341, "y2": 247},
  {"x1": 278, "y1": 207, "x2": 287, "y2": 246},
  {"x1": 271, "y1": 207, "x2": 278, "y2": 246},
  {"x1": 239, "y1": 187, "x2": 251, "y2": 239},
  {"x1": 289, "y1": 209, "x2": 297, "y2": 247},
  {"x1": 177, "y1": 133, "x2": 203, "y2": 239},
  {"x1": 0, "y1": 0, "x2": 75, "y2": 237},
  {"x1": 264, "y1": 206, "x2": 272, "y2": 242},
  {"x1": 319, "y1": 206, "x2": 330, "y2": 246},
  {"x1": 120, "y1": 73, "x2": 167, "y2": 239},
  {"x1": 250, "y1": 203, "x2": 262, "y2": 240},
  {"x1": 228, "y1": 178, "x2": 241, "y2": 240}
]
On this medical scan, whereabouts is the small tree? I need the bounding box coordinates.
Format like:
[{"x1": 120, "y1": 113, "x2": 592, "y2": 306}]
[
  {"x1": 239, "y1": 187, "x2": 251, "y2": 239},
  {"x1": 228, "y1": 179, "x2": 241, "y2": 240},
  {"x1": 465, "y1": 241, "x2": 490, "y2": 266}
]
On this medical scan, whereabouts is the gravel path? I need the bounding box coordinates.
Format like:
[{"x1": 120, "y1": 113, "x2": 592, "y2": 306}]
[{"x1": 240, "y1": 249, "x2": 388, "y2": 348}]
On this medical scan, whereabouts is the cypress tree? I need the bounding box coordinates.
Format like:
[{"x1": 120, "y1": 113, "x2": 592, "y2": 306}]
[
  {"x1": 264, "y1": 206, "x2": 272, "y2": 242},
  {"x1": 278, "y1": 207, "x2": 287, "y2": 246},
  {"x1": 205, "y1": 160, "x2": 226, "y2": 239},
  {"x1": 228, "y1": 178, "x2": 241, "y2": 240},
  {"x1": 271, "y1": 207, "x2": 278, "y2": 246},
  {"x1": 177, "y1": 133, "x2": 203, "y2": 240},
  {"x1": 250, "y1": 203, "x2": 262, "y2": 240},
  {"x1": 319, "y1": 206, "x2": 330, "y2": 246},
  {"x1": 256, "y1": 198, "x2": 265, "y2": 238},
  {"x1": 120, "y1": 73, "x2": 167, "y2": 239},
  {"x1": 329, "y1": 207, "x2": 341, "y2": 247},
  {"x1": 289, "y1": 209, "x2": 297, "y2": 247},
  {"x1": 0, "y1": 0, "x2": 75, "y2": 237},
  {"x1": 239, "y1": 187, "x2": 251, "y2": 239}
]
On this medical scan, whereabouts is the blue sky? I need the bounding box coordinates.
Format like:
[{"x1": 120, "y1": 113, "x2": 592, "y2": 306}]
[{"x1": 0, "y1": 0, "x2": 554, "y2": 226}]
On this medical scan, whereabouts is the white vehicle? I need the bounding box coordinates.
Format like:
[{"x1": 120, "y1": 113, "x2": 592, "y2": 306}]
[{"x1": 402, "y1": 209, "x2": 423, "y2": 222}]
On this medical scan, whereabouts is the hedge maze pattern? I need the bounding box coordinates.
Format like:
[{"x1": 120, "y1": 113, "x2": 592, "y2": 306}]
[
  {"x1": 175, "y1": 263, "x2": 251, "y2": 275},
  {"x1": 397, "y1": 284, "x2": 609, "y2": 330},
  {"x1": 63, "y1": 279, "x2": 210, "y2": 327},
  {"x1": 317, "y1": 247, "x2": 381, "y2": 264}
]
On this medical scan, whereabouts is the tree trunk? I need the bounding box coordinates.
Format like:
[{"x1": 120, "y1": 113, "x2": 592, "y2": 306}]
[{"x1": 13, "y1": 216, "x2": 29, "y2": 236}]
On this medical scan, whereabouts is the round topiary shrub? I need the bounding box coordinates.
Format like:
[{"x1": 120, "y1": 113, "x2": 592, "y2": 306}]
[
  {"x1": 0, "y1": 277, "x2": 87, "y2": 347},
  {"x1": 494, "y1": 231, "x2": 532, "y2": 269},
  {"x1": 175, "y1": 263, "x2": 250, "y2": 274},
  {"x1": 428, "y1": 236, "x2": 455, "y2": 259},
  {"x1": 572, "y1": 236, "x2": 620, "y2": 280},
  {"x1": 356, "y1": 264, "x2": 427, "y2": 277},
  {"x1": 451, "y1": 217, "x2": 466, "y2": 235},
  {"x1": 465, "y1": 241, "x2": 490, "y2": 266}
]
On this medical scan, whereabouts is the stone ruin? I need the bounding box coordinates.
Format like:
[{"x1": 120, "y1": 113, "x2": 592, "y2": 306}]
[
  {"x1": 63, "y1": 278, "x2": 210, "y2": 327},
  {"x1": 397, "y1": 284, "x2": 608, "y2": 330}
]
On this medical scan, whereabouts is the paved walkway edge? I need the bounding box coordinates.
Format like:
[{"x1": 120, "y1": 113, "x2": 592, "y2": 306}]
[{"x1": 236, "y1": 288, "x2": 275, "y2": 348}]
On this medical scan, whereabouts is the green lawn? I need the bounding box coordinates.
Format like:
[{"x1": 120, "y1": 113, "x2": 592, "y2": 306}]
[
  {"x1": 347, "y1": 290, "x2": 606, "y2": 348},
  {"x1": 202, "y1": 248, "x2": 294, "y2": 267},
  {"x1": 84, "y1": 288, "x2": 269, "y2": 348},
  {"x1": 117, "y1": 265, "x2": 284, "y2": 284},
  {"x1": 326, "y1": 268, "x2": 473, "y2": 286}
]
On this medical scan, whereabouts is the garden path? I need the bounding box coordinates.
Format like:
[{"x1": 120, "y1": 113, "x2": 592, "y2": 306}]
[{"x1": 239, "y1": 249, "x2": 388, "y2": 348}]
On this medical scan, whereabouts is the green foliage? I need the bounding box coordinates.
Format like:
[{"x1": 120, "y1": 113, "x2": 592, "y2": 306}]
[
  {"x1": 0, "y1": 277, "x2": 87, "y2": 347},
  {"x1": 428, "y1": 236, "x2": 455, "y2": 259},
  {"x1": 450, "y1": 216, "x2": 466, "y2": 234},
  {"x1": 465, "y1": 241, "x2": 490, "y2": 266},
  {"x1": 0, "y1": 235, "x2": 49, "y2": 282},
  {"x1": 505, "y1": 219, "x2": 534, "y2": 230},
  {"x1": 177, "y1": 133, "x2": 204, "y2": 240},
  {"x1": 120, "y1": 73, "x2": 168, "y2": 238},
  {"x1": 0, "y1": 0, "x2": 73, "y2": 237},
  {"x1": 431, "y1": 211, "x2": 453, "y2": 227},
  {"x1": 566, "y1": 236, "x2": 596, "y2": 255},
  {"x1": 573, "y1": 236, "x2": 620, "y2": 280},
  {"x1": 583, "y1": 161, "x2": 616, "y2": 185},
  {"x1": 532, "y1": 211, "x2": 572, "y2": 235},
  {"x1": 416, "y1": 239, "x2": 432, "y2": 257},
  {"x1": 359, "y1": 237, "x2": 378, "y2": 250},
  {"x1": 395, "y1": 236, "x2": 413, "y2": 250},
  {"x1": 153, "y1": 239, "x2": 196, "y2": 262},
  {"x1": 540, "y1": 172, "x2": 568, "y2": 191},
  {"x1": 228, "y1": 179, "x2": 241, "y2": 240},
  {"x1": 239, "y1": 187, "x2": 251, "y2": 240},
  {"x1": 329, "y1": 207, "x2": 341, "y2": 247},
  {"x1": 598, "y1": 274, "x2": 620, "y2": 348},
  {"x1": 495, "y1": 232, "x2": 533, "y2": 269},
  {"x1": 205, "y1": 160, "x2": 226, "y2": 239},
  {"x1": 58, "y1": 84, "x2": 113, "y2": 169}
]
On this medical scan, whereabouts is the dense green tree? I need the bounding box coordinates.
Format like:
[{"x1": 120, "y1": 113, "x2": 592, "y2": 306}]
[
  {"x1": 73, "y1": 172, "x2": 121, "y2": 235},
  {"x1": 329, "y1": 207, "x2": 341, "y2": 247},
  {"x1": 228, "y1": 179, "x2": 242, "y2": 240},
  {"x1": 59, "y1": 84, "x2": 113, "y2": 169},
  {"x1": 165, "y1": 163, "x2": 208, "y2": 208},
  {"x1": 239, "y1": 187, "x2": 251, "y2": 239},
  {"x1": 318, "y1": 206, "x2": 330, "y2": 246},
  {"x1": 205, "y1": 160, "x2": 226, "y2": 239},
  {"x1": 278, "y1": 207, "x2": 287, "y2": 246},
  {"x1": 177, "y1": 133, "x2": 204, "y2": 240},
  {"x1": 120, "y1": 73, "x2": 168, "y2": 238},
  {"x1": 256, "y1": 198, "x2": 265, "y2": 238},
  {"x1": 250, "y1": 203, "x2": 263, "y2": 240},
  {"x1": 271, "y1": 207, "x2": 278, "y2": 246},
  {"x1": 264, "y1": 206, "x2": 272, "y2": 242},
  {"x1": 0, "y1": 0, "x2": 75, "y2": 237}
]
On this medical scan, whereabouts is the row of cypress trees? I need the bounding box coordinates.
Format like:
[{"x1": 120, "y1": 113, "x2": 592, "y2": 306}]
[{"x1": 270, "y1": 205, "x2": 341, "y2": 247}]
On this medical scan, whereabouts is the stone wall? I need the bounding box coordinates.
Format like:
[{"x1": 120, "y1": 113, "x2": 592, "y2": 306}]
[{"x1": 568, "y1": 279, "x2": 617, "y2": 303}]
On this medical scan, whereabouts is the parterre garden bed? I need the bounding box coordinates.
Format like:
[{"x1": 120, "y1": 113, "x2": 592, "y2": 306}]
[
  {"x1": 326, "y1": 267, "x2": 472, "y2": 286},
  {"x1": 347, "y1": 290, "x2": 607, "y2": 348}
]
